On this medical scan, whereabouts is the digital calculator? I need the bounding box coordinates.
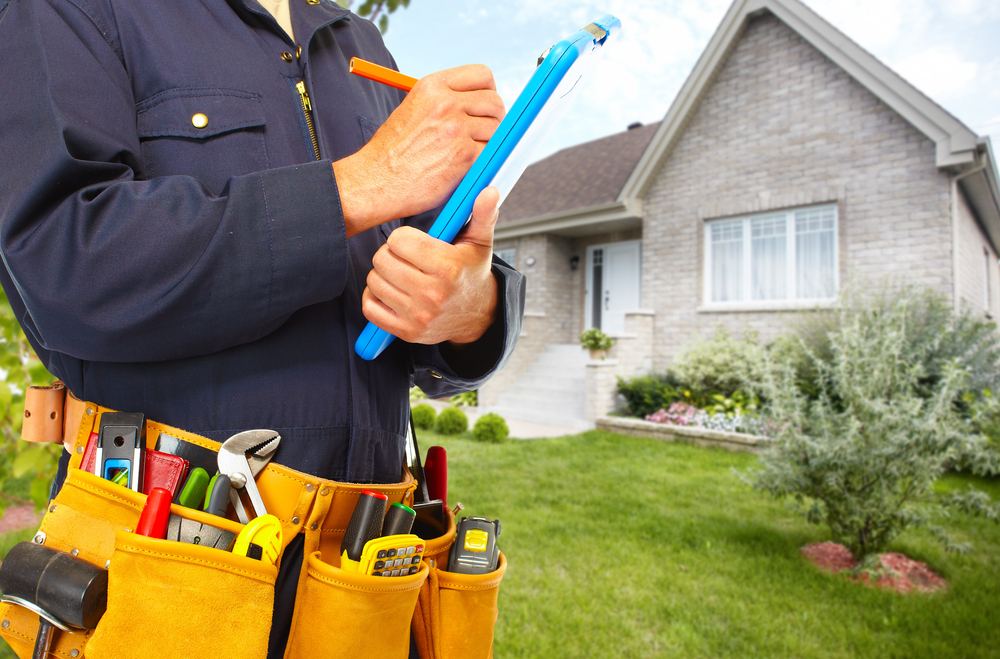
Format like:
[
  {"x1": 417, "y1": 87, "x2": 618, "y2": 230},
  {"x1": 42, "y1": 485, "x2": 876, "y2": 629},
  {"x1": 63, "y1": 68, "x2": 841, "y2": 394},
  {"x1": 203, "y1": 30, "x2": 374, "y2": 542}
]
[{"x1": 357, "y1": 534, "x2": 425, "y2": 577}]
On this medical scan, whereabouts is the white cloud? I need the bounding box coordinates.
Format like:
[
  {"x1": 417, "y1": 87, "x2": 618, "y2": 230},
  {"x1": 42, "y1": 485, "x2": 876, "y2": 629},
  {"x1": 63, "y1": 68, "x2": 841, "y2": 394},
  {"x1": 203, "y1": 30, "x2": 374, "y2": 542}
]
[{"x1": 893, "y1": 47, "x2": 979, "y2": 100}]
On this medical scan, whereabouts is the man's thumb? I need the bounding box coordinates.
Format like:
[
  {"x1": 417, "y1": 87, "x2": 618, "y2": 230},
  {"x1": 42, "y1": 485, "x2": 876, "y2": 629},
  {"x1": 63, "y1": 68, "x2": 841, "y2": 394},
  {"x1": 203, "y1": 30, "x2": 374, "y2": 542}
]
[{"x1": 457, "y1": 186, "x2": 500, "y2": 249}]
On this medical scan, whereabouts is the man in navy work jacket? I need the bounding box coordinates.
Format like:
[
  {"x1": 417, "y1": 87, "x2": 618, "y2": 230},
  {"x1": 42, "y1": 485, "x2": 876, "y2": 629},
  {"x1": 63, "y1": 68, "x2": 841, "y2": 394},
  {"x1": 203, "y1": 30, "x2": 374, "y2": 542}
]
[{"x1": 0, "y1": 0, "x2": 524, "y2": 655}]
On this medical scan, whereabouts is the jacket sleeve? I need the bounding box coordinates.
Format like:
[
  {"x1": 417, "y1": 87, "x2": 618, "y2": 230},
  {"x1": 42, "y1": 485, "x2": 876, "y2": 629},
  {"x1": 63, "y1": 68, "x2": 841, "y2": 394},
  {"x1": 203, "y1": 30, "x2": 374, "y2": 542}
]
[
  {"x1": 0, "y1": 0, "x2": 348, "y2": 363},
  {"x1": 410, "y1": 258, "x2": 526, "y2": 397}
]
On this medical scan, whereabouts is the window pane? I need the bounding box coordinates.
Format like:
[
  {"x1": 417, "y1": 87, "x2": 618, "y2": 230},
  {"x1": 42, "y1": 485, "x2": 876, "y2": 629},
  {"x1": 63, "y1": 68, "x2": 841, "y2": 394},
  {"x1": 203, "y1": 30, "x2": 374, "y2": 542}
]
[
  {"x1": 495, "y1": 248, "x2": 516, "y2": 266},
  {"x1": 711, "y1": 220, "x2": 743, "y2": 302},
  {"x1": 751, "y1": 215, "x2": 787, "y2": 300},
  {"x1": 795, "y1": 207, "x2": 836, "y2": 299}
]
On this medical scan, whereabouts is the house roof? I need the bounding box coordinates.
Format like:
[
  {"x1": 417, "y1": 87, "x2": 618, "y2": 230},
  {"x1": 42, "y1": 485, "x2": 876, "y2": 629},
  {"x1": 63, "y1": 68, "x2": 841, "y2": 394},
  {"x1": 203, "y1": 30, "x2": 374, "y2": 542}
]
[
  {"x1": 498, "y1": 122, "x2": 660, "y2": 225},
  {"x1": 495, "y1": 0, "x2": 1000, "y2": 249}
]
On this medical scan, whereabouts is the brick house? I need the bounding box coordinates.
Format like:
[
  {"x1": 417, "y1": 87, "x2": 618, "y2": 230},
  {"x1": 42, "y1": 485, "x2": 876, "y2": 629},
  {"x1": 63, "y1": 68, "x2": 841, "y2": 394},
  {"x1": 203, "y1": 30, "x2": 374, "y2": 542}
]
[{"x1": 480, "y1": 0, "x2": 1000, "y2": 429}]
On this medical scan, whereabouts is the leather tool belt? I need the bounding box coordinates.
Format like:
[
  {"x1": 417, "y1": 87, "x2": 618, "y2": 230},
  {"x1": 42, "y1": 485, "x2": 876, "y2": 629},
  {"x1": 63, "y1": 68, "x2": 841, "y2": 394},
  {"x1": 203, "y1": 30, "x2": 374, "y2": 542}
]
[{"x1": 2, "y1": 383, "x2": 506, "y2": 659}]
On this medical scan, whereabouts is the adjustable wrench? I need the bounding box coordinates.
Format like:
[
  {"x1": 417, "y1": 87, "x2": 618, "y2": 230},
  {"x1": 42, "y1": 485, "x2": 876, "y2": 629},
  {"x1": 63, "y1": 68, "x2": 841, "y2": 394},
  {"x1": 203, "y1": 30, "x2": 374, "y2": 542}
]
[{"x1": 218, "y1": 430, "x2": 281, "y2": 524}]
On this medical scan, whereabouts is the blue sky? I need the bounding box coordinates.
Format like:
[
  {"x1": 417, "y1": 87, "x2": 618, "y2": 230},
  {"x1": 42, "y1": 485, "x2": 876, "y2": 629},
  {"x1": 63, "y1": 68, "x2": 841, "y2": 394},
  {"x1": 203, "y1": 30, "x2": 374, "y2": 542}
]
[{"x1": 375, "y1": 0, "x2": 1000, "y2": 163}]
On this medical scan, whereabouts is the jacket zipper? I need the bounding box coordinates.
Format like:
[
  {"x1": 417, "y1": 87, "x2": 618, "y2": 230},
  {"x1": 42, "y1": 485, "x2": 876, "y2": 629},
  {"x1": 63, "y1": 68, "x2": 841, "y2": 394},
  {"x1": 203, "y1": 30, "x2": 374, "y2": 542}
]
[{"x1": 296, "y1": 81, "x2": 321, "y2": 161}]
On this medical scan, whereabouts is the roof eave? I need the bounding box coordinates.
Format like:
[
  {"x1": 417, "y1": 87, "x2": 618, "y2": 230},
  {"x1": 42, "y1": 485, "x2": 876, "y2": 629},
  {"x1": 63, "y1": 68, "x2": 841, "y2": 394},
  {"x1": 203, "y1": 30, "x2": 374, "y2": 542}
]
[
  {"x1": 495, "y1": 200, "x2": 642, "y2": 240},
  {"x1": 958, "y1": 138, "x2": 1000, "y2": 254}
]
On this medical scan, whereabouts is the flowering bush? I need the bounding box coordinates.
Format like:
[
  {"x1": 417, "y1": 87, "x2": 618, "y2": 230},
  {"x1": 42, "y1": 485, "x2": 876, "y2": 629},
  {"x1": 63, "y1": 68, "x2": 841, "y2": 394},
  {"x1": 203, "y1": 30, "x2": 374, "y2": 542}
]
[{"x1": 645, "y1": 402, "x2": 770, "y2": 435}]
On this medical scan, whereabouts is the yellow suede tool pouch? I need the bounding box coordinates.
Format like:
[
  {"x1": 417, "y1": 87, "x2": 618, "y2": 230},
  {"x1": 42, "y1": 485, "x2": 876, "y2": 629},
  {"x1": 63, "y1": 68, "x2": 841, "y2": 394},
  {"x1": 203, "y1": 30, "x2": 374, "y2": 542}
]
[
  {"x1": 85, "y1": 529, "x2": 276, "y2": 659},
  {"x1": 0, "y1": 468, "x2": 275, "y2": 659},
  {"x1": 411, "y1": 510, "x2": 507, "y2": 659},
  {"x1": 284, "y1": 552, "x2": 428, "y2": 659}
]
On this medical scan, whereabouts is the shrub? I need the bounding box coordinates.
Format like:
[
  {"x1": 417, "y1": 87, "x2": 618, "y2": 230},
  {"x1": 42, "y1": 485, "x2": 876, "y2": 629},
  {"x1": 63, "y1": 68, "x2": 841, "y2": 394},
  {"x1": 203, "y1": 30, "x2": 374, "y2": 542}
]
[
  {"x1": 436, "y1": 407, "x2": 468, "y2": 435},
  {"x1": 411, "y1": 403, "x2": 436, "y2": 431},
  {"x1": 671, "y1": 326, "x2": 764, "y2": 403},
  {"x1": 450, "y1": 390, "x2": 478, "y2": 407},
  {"x1": 771, "y1": 285, "x2": 1000, "y2": 404},
  {"x1": 747, "y1": 289, "x2": 1000, "y2": 560},
  {"x1": 616, "y1": 374, "x2": 680, "y2": 418},
  {"x1": 579, "y1": 328, "x2": 613, "y2": 352},
  {"x1": 473, "y1": 413, "x2": 509, "y2": 443}
]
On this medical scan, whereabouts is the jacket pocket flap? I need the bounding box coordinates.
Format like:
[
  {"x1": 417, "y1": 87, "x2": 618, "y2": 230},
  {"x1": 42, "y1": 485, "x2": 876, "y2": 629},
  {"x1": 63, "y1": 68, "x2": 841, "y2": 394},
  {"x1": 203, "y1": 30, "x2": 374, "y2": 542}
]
[{"x1": 137, "y1": 89, "x2": 265, "y2": 139}]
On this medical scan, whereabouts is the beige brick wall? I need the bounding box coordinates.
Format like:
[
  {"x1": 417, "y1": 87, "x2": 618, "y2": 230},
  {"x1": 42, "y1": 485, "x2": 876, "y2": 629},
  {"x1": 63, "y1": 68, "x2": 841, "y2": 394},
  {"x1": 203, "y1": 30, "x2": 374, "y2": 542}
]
[
  {"x1": 955, "y1": 185, "x2": 1000, "y2": 317},
  {"x1": 641, "y1": 14, "x2": 954, "y2": 367}
]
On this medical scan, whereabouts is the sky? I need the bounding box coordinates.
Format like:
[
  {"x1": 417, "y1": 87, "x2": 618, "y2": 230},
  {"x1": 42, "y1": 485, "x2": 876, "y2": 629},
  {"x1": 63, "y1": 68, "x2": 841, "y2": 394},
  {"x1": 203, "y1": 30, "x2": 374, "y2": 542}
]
[{"x1": 376, "y1": 0, "x2": 1000, "y2": 164}]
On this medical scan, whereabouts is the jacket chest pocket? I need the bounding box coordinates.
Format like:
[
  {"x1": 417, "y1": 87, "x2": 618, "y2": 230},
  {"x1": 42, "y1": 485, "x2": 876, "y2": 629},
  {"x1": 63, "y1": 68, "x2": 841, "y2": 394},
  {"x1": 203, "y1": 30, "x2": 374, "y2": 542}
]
[{"x1": 137, "y1": 89, "x2": 269, "y2": 196}]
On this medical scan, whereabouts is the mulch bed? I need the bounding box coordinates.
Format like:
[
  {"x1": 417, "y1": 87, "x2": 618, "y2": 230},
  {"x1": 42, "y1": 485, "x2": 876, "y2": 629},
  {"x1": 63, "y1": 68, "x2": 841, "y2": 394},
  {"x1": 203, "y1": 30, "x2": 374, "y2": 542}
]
[{"x1": 801, "y1": 542, "x2": 947, "y2": 594}]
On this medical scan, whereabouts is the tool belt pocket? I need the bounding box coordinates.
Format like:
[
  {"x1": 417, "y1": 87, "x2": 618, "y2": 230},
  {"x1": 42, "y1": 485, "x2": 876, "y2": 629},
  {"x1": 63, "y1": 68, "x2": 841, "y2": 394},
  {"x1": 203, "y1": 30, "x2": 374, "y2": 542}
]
[
  {"x1": 411, "y1": 510, "x2": 507, "y2": 659},
  {"x1": 284, "y1": 552, "x2": 428, "y2": 659},
  {"x1": 0, "y1": 468, "x2": 141, "y2": 658},
  {"x1": 85, "y1": 528, "x2": 276, "y2": 659}
]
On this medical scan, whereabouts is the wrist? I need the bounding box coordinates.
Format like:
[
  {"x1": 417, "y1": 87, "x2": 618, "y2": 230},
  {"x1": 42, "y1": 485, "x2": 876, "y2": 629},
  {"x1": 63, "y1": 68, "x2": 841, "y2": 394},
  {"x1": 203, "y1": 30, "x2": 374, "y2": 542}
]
[{"x1": 333, "y1": 153, "x2": 387, "y2": 238}]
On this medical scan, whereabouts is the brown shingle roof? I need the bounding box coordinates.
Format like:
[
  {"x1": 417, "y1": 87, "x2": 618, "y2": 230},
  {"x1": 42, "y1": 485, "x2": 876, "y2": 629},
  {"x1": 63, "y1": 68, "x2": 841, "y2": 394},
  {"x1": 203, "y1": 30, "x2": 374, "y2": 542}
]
[{"x1": 498, "y1": 121, "x2": 661, "y2": 225}]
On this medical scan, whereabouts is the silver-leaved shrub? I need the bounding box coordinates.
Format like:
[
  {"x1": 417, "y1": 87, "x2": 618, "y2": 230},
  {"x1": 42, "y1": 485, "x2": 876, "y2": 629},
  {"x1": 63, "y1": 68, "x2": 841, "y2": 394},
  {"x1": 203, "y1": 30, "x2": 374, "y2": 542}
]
[{"x1": 748, "y1": 287, "x2": 999, "y2": 559}]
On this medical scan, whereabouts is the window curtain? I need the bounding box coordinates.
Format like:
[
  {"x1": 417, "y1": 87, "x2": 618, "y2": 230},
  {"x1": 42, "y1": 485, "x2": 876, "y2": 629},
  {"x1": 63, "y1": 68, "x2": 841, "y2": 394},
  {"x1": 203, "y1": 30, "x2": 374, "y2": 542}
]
[
  {"x1": 751, "y1": 215, "x2": 786, "y2": 300},
  {"x1": 711, "y1": 221, "x2": 742, "y2": 302},
  {"x1": 795, "y1": 208, "x2": 836, "y2": 299}
]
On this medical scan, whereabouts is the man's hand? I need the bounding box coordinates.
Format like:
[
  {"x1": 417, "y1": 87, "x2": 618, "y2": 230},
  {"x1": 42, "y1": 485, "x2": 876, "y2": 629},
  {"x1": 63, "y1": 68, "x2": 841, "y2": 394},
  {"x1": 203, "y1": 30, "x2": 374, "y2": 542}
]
[
  {"x1": 334, "y1": 65, "x2": 504, "y2": 237},
  {"x1": 361, "y1": 187, "x2": 500, "y2": 345}
]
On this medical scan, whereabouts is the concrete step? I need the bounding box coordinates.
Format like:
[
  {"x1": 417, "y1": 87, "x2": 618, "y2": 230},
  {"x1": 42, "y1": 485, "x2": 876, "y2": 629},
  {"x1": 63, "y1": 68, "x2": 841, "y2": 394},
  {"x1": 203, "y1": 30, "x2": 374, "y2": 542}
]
[
  {"x1": 507, "y1": 383, "x2": 587, "y2": 400},
  {"x1": 494, "y1": 392, "x2": 585, "y2": 413},
  {"x1": 522, "y1": 363, "x2": 585, "y2": 377}
]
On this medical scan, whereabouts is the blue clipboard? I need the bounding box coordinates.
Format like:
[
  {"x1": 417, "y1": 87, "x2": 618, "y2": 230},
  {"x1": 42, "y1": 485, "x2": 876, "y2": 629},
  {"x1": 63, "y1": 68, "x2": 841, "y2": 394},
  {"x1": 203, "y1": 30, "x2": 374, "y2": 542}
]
[{"x1": 356, "y1": 14, "x2": 621, "y2": 360}]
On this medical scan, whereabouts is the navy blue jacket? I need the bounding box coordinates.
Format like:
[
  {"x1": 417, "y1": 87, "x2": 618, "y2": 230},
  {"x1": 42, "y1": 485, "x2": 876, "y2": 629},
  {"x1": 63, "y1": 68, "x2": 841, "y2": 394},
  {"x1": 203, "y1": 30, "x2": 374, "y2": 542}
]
[{"x1": 0, "y1": 0, "x2": 524, "y2": 483}]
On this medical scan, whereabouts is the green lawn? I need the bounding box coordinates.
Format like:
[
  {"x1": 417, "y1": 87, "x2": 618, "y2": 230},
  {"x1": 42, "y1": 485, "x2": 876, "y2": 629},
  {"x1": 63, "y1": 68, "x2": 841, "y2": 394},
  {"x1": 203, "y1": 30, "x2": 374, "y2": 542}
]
[
  {"x1": 2, "y1": 430, "x2": 998, "y2": 658},
  {"x1": 426, "y1": 429, "x2": 1000, "y2": 659}
]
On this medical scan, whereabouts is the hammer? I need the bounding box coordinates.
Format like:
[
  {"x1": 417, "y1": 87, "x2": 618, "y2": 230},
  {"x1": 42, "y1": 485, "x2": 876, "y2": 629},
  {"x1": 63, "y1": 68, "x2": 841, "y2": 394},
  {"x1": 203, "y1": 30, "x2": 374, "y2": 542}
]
[{"x1": 0, "y1": 542, "x2": 108, "y2": 659}]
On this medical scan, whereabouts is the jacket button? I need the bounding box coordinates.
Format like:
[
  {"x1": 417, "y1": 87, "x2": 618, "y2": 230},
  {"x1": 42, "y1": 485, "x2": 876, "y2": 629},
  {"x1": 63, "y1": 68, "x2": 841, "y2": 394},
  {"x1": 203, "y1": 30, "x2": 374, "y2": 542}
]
[
  {"x1": 428, "y1": 370, "x2": 443, "y2": 379},
  {"x1": 307, "y1": 0, "x2": 319, "y2": 4},
  {"x1": 281, "y1": 51, "x2": 294, "y2": 62},
  {"x1": 296, "y1": 46, "x2": 302, "y2": 60},
  {"x1": 191, "y1": 113, "x2": 208, "y2": 129}
]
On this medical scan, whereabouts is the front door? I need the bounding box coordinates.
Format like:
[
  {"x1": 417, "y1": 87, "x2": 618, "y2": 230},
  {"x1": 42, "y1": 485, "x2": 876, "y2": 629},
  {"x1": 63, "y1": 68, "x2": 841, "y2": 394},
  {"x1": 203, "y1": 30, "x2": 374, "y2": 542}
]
[{"x1": 586, "y1": 241, "x2": 641, "y2": 333}]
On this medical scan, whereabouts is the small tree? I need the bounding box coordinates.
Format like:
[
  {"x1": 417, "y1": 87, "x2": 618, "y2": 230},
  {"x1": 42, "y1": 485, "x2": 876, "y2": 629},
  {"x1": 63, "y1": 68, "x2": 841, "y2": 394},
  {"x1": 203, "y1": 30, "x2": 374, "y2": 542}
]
[
  {"x1": 0, "y1": 289, "x2": 60, "y2": 513},
  {"x1": 748, "y1": 288, "x2": 999, "y2": 560}
]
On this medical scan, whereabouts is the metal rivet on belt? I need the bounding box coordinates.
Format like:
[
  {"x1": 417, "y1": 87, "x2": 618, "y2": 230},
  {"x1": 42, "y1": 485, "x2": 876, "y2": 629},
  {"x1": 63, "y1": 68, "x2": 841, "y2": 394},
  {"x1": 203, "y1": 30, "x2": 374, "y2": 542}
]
[
  {"x1": 70, "y1": 548, "x2": 79, "y2": 556},
  {"x1": 49, "y1": 505, "x2": 56, "y2": 513},
  {"x1": 71, "y1": 650, "x2": 80, "y2": 657},
  {"x1": 50, "y1": 411, "x2": 57, "y2": 420},
  {"x1": 76, "y1": 445, "x2": 84, "y2": 454},
  {"x1": 305, "y1": 484, "x2": 315, "y2": 492},
  {"x1": 23, "y1": 410, "x2": 30, "y2": 418},
  {"x1": 291, "y1": 516, "x2": 300, "y2": 525},
  {"x1": 310, "y1": 522, "x2": 318, "y2": 531},
  {"x1": 320, "y1": 488, "x2": 329, "y2": 496},
  {"x1": 33, "y1": 532, "x2": 46, "y2": 545},
  {"x1": 105, "y1": 560, "x2": 111, "y2": 570},
  {"x1": 2, "y1": 620, "x2": 9, "y2": 629},
  {"x1": 86, "y1": 407, "x2": 95, "y2": 416}
]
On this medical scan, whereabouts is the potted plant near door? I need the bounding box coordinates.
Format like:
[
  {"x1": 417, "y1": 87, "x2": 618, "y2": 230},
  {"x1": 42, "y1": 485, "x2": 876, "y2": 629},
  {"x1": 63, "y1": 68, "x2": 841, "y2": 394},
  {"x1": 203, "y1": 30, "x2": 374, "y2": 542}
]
[{"x1": 580, "y1": 328, "x2": 614, "y2": 360}]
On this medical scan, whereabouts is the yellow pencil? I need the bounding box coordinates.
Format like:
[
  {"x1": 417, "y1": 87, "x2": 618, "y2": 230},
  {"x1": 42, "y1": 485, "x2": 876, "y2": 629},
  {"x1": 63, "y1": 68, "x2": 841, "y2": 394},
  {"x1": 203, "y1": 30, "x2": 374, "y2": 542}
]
[{"x1": 349, "y1": 57, "x2": 418, "y2": 92}]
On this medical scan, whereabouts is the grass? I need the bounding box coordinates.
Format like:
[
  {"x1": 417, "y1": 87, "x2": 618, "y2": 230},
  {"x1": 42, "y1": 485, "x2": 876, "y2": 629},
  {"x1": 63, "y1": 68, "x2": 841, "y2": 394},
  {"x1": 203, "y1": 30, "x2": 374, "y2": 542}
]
[
  {"x1": 1, "y1": 430, "x2": 997, "y2": 658},
  {"x1": 422, "y1": 429, "x2": 1000, "y2": 659}
]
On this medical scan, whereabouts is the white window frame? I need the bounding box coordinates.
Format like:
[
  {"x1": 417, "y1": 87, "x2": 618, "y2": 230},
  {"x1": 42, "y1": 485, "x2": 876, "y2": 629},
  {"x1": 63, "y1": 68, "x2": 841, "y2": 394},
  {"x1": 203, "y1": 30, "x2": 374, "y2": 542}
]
[{"x1": 702, "y1": 204, "x2": 839, "y2": 311}]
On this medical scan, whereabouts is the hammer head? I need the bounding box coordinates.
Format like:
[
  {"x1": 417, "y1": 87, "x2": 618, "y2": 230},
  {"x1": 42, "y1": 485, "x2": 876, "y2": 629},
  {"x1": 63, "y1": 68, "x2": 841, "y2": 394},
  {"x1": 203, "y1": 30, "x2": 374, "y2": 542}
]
[{"x1": 0, "y1": 542, "x2": 108, "y2": 630}]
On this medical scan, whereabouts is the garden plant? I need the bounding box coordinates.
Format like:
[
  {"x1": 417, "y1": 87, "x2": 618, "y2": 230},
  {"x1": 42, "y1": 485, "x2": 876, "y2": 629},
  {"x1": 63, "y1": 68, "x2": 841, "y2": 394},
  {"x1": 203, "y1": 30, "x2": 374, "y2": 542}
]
[
  {"x1": 472, "y1": 412, "x2": 509, "y2": 443},
  {"x1": 748, "y1": 286, "x2": 1000, "y2": 560},
  {"x1": 411, "y1": 403, "x2": 437, "y2": 430},
  {"x1": 435, "y1": 406, "x2": 468, "y2": 435}
]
